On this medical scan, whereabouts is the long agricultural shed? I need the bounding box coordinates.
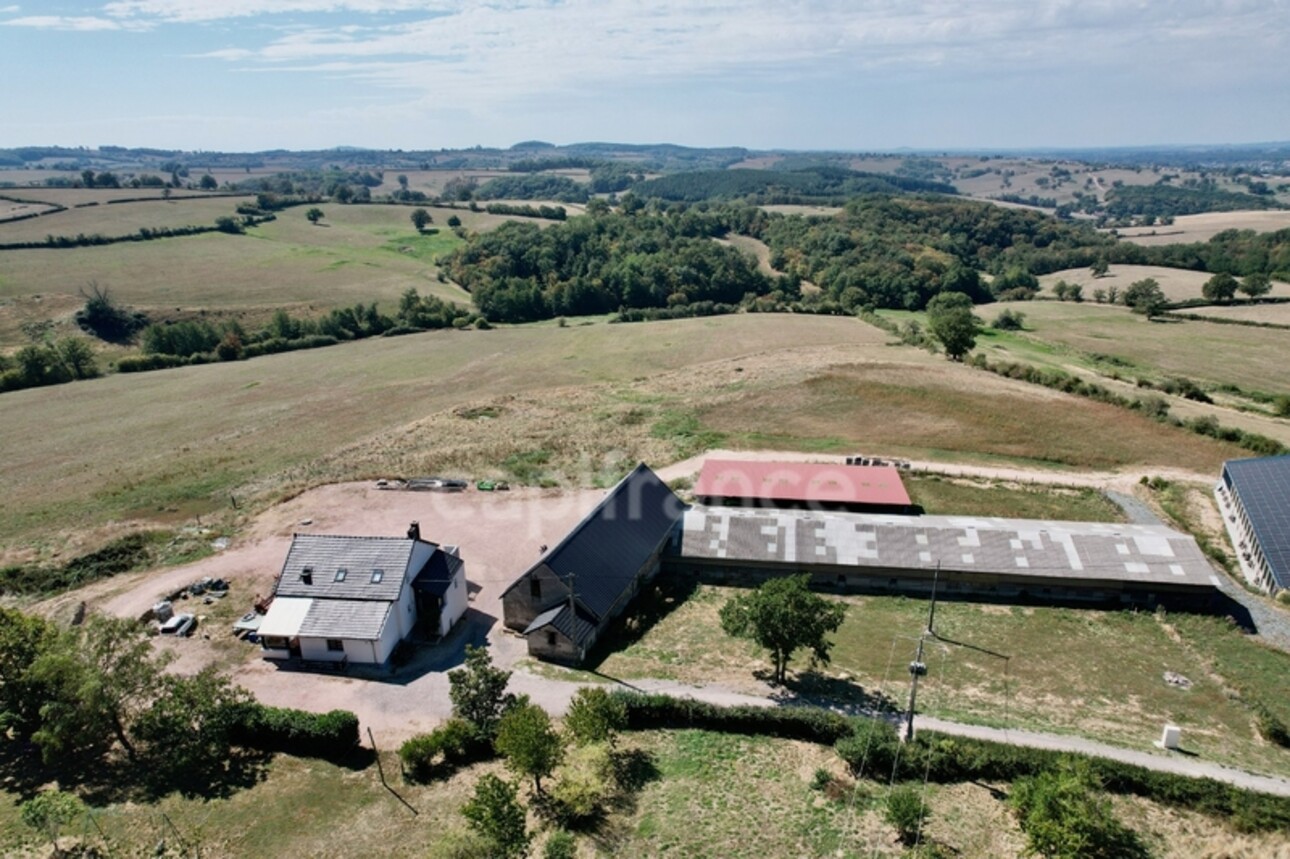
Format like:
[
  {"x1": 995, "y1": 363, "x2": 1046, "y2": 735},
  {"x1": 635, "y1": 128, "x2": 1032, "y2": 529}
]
[{"x1": 667, "y1": 506, "x2": 1219, "y2": 607}]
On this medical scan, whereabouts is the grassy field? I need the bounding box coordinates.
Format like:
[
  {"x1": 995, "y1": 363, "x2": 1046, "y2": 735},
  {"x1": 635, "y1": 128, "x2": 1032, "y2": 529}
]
[
  {"x1": 0, "y1": 195, "x2": 256, "y2": 242},
  {"x1": 0, "y1": 315, "x2": 878, "y2": 555},
  {"x1": 1039, "y1": 264, "x2": 1290, "y2": 303},
  {"x1": 700, "y1": 358, "x2": 1247, "y2": 472},
  {"x1": 0, "y1": 203, "x2": 483, "y2": 316},
  {"x1": 1116, "y1": 210, "x2": 1290, "y2": 245},
  {"x1": 1180, "y1": 302, "x2": 1290, "y2": 324},
  {"x1": 905, "y1": 474, "x2": 1125, "y2": 522},
  {"x1": 978, "y1": 301, "x2": 1290, "y2": 394},
  {"x1": 590, "y1": 585, "x2": 1290, "y2": 779},
  {"x1": 2, "y1": 309, "x2": 1255, "y2": 563},
  {"x1": 2, "y1": 729, "x2": 1281, "y2": 858}
]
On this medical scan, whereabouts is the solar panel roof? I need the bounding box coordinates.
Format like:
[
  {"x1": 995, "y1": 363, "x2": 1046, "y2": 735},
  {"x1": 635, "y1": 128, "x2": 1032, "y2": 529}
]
[{"x1": 1223, "y1": 456, "x2": 1290, "y2": 590}]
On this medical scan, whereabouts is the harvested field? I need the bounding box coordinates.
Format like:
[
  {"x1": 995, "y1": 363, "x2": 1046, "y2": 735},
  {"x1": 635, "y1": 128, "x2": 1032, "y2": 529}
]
[
  {"x1": 1177, "y1": 302, "x2": 1290, "y2": 325},
  {"x1": 0, "y1": 204, "x2": 477, "y2": 316},
  {"x1": 0, "y1": 195, "x2": 255, "y2": 242},
  {"x1": 0, "y1": 315, "x2": 881, "y2": 552},
  {"x1": 1038, "y1": 264, "x2": 1290, "y2": 303},
  {"x1": 990, "y1": 301, "x2": 1290, "y2": 393},
  {"x1": 700, "y1": 359, "x2": 1247, "y2": 472},
  {"x1": 1117, "y1": 210, "x2": 1290, "y2": 245}
]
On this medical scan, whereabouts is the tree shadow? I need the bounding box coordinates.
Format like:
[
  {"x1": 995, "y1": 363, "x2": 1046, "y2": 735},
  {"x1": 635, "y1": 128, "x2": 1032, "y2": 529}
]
[{"x1": 761, "y1": 669, "x2": 901, "y2": 718}]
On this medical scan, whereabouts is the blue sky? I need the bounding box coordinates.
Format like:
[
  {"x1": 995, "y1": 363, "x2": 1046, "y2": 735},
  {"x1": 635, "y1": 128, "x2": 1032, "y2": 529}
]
[{"x1": 3, "y1": 1, "x2": 1288, "y2": 152}]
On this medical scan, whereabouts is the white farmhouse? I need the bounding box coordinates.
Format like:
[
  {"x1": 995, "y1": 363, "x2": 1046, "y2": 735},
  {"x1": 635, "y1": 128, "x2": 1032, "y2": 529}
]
[{"x1": 259, "y1": 522, "x2": 467, "y2": 666}]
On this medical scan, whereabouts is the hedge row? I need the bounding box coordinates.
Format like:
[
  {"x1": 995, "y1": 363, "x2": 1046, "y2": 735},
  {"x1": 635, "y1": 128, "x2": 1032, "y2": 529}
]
[
  {"x1": 835, "y1": 717, "x2": 1290, "y2": 835},
  {"x1": 115, "y1": 334, "x2": 341, "y2": 373},
  {"x1": 232, "y1": 704, "x2": 360, "y2": 760},
  {"x1": 970, "y1": 355, "x2": 1285, "y2": 457},
  {"x1": 611, "y1": 691, "x2": 853, "y2": 744},
  {"x1": 0, "y1": 214, "x2": 274, "y2": 250}
]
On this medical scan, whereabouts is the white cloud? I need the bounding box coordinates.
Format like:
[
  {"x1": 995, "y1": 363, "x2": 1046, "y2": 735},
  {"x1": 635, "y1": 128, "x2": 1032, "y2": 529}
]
[
  {"x1": 3, "y1": 15, "x2": 128, "y2": 30},
  {"x1": 103, "y1": 0, "x2": 449, "y2": 23},
  {"x1": 165, "y1": 0, "x2": 1287, "y2": 104}
]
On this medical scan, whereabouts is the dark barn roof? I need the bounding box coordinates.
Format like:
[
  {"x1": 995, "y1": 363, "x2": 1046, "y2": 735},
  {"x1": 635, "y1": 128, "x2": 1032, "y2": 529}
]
[
  {"x1": 412, "y1": 549, "x2": 465, "y2": 598},
  {"x1": 505, "y1": 463, "x2": 685, "y2": 646},
  {"x1": 1223, "y1": 455, "x2": 1290, "y2": 590}
]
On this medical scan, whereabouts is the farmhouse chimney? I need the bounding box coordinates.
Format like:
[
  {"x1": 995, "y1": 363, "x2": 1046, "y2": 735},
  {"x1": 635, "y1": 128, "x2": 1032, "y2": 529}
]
[{"x1": 408, "y1": 521, "x2": 421, "y2": 541}]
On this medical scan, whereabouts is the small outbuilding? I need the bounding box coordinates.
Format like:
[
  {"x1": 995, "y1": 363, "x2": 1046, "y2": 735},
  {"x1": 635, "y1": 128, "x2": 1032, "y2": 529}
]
[
  {"x1": 1217, "y1": 455, "x2": 1290, "y2": 595},
  {"x1": 259, "y1": 522, "x2": 467, "y2": 666},
  {"x1": 501, "y1": 463, "x2": 685, "y2": 664}
]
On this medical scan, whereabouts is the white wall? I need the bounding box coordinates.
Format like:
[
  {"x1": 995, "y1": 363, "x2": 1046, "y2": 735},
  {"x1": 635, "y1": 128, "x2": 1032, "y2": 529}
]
[
  {"x1": 439, "y1": 556, "x2": 469, "y2": 637},
  {"x1": 298, "y1": 635, "x2": 384, "y2": 664}
]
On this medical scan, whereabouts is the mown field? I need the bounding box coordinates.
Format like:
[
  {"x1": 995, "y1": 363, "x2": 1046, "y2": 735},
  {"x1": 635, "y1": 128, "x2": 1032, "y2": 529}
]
[
  {"x1": 586, "y1": 585, "x2": 1290, "y2": 780},
  {"x1": 1038, "y1": 264, "x2": 1290, "y2": 303},
  {"x1": 0, "y1": 202, "x2": 502, "y2": 316},
  {"x1": 977, "y1": 301, "x2": 1290, "y2": 394},
  {"x1": 0, "y1": 195, "x2": 256, "y2": 242},
  {"x1": 1, "y1": 310, "x2": 1255, "y2": 562},
  {"x1": 1116, "y1": 210, "x2": 1290, "y2": 245},
  {"x1": 2, "y1": 729, "x2": 1283, "y2": 858}
]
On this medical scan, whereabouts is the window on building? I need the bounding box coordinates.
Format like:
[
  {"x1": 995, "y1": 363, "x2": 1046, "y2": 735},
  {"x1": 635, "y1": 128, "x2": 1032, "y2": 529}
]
[
  {"x1": 530, "y1": 578, "x2": 542, "y2": 598},
  {"x1": 326, "y1": 639, "x2": 344, "y2": 652},
  {"x1": 371, "y1": 569, "x2": 384, "y2": 584},
  {"x1": 546, "y1": 630, "x2": 557, "y2": 647},
  {"x1": 334, "y1": 568, "x2": 347, "y2": 582}
]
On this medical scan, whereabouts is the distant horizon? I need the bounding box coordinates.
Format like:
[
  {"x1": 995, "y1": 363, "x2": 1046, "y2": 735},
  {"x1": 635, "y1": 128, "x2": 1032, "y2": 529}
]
[
  {"x1": 4, "y1": 2, "x2": 1287, "y2": 154},
  {"x1": 6, "y1": 139, "x2": 1290, "y2": 159}
]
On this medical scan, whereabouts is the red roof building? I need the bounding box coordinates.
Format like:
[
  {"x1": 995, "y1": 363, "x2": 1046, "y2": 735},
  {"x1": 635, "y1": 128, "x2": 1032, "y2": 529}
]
[{"x1": 694, "y1": 459, "x2": 913, "y2": 513}]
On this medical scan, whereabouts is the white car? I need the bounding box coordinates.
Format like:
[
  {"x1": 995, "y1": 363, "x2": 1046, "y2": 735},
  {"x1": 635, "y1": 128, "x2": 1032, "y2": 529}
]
[{"x1": 159, "y1": 613, "x2": 196, "y2": 637}]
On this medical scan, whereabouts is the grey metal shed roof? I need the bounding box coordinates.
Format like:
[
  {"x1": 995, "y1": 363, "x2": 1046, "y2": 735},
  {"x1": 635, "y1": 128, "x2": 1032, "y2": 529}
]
[
  {"x1": 677, "y1": 507, "x2": 1217, "y2": 589},
  {"x1": 504, "y1": 463, "x2": 685, "y2": 622},
  {"x1": 275, "y1": 534, "x2": 415, "y2": 601},
  {"x1": 298, "y1": 598, "x2": 393, "y2": 641},
  {"x1": 1223, "y1": 456, "x2": 1290, "y2": 590}
]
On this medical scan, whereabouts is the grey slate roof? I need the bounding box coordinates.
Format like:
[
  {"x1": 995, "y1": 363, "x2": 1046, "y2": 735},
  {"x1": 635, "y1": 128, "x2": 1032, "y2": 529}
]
[
  {"x1": 523, "y1": 604, "x2": 599, "y2": 645},
  {"x1": 298, "y1": 598, "x2": 393, "y2": 641},
  {"x1": 677, "y1": 507, "x2": 1217, "y2": 589},
  {"x1": 413, "y1": 550, "x2": 465, "y2": 598},
  {"x1": 504, "y1": 463, "x2": 685, "y2": 646},
  {"x1": 275, "y1": 534, "x2": 415, "y2": 601},
  {"x1": 1223, "y1": 455, "x2": 1290, "y2": 589}
]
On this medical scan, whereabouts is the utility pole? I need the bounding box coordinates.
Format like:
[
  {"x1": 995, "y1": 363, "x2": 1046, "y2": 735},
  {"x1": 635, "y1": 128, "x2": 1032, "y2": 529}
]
[{"x1": 904, "y1": 562, "x2": 939, "y2": 742}]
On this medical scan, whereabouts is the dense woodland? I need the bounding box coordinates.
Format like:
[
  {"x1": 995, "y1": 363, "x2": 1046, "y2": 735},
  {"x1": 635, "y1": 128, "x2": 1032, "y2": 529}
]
[{"x1": 630, "y1": 166, "x2": 955, "y2": 203}]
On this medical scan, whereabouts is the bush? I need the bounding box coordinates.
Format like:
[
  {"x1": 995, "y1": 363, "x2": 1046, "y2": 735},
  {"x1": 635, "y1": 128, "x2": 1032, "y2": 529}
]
[
  {"x1": 542, "y1": 830, "x2": 577, "y2": 859},
  {"x1": 1010, "y1": 759, "x2": 1146, "y2": 859},
  {"x1": 564, "y1": 687, "x2": 627, "y2": 746},
  {"x1": 614, "y1": 691, "x2": 853, "y2": 744},
  {"x1": 231, "y1": 704, "x2": 359, "y2": 760},
  {"x1": 834, "y1": 718, "x2": 900, "y2": 779},
  {"x1": 399, "y1": 718, "x2": 493, "y2": 782},
  {"x1": 116, "y1": 353, "x2": 191, "y2": 373},
  {"x1": 885, "y1": 785, "x2": 929, "y2": 846}
]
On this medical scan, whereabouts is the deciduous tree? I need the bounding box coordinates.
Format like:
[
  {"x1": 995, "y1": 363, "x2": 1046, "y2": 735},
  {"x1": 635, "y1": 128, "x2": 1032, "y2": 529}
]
[
  {"x1": 495, "y1": 702, "x2": 564, "y2": 794},
  {"x1": 719, "y1": 574, "x2": 847, "y2": 685},
  {"x1": 1123, "y1": 278, "x2": 1167, "y2": 319},
  {"x1": 449, "y1": 644, "x2": 515, "y2": 742},
  {"x1": 461, "y1": 774, "x2": 529, "y2": 858},
  {"x1": 411, "y1": 208, "x2": 432, "y2": 231},
  {"x1": 925, "y1": 291, "x2": 981, "y2": 361},
  {"x1": 1240, "y1": 272, "x2": 1272, "y2": 299},
  {"x1": 306, "y1": 207, "x2": 325, "y2": 224},
  {"x1": 1202, "y1": 272, "x2": 1238, "y2": 303}
]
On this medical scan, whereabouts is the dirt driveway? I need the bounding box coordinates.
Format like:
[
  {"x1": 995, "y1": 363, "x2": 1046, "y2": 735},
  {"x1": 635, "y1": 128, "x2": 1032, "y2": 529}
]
[{"x1": 76, "y1": 481, "x2": 604, "y2": 741}]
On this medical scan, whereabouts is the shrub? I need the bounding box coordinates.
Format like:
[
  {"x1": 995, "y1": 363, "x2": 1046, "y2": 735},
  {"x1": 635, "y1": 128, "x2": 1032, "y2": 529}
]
[
  {"x1": 614, "y1": 691, "x2": 853, "y2": 744},
  {"x1": 116, "y1": 353, "x2": 191, "y2": 373},
  {"x1": 461, "y1": 774, "x2": 529, "y2": 859},
  {"x1": 231, "y1": 704, "x2": 359, "y2": 760},
  {"x1": 564, "y1": 687, "x2": 627, "y2": 747},
  {"x1": 885, "y1": 785, "x2": 929, "y2": 846},
  {"x1": 1010, "y1": 758, "x2": 1145, "y2": 859},
  {"x1": 834, "y1": 717, "x2": 900, "y2": 779},
  {"x1": 399, "y1": 718, "x2": 492, "y2": 782},
  {"x1": 542, "y1": 830, "x2": 577, "y2": 859}
]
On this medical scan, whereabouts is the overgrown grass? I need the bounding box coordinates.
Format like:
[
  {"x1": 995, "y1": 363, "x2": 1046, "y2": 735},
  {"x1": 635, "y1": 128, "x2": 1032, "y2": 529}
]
[
  {"x1": 906, "y1": 474, "x2": 1125, "y2": 522},
  {"x1": 596, "y1": 585, "x2": 1290, "y2": 778}
]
